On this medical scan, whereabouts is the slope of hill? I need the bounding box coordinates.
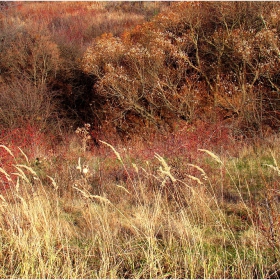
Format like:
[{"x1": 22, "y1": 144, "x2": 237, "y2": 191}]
[{"x1": 0, "y1": 2, "x2": 279, "y2": 278}]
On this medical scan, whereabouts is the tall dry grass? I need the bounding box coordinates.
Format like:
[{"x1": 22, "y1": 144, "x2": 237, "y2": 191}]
[{"x1": 0, "y1": 138, "x2": 279, "y2": 278}]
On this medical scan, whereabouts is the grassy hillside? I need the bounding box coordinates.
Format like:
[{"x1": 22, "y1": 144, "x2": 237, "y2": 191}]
[{"x1": 0, "y1": 2, "x2": 280, "y2": 278}]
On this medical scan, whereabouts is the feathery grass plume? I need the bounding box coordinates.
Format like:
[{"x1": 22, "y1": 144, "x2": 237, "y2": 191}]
[
  {"x1": 15, "y1": 193, "x2": 28, "y2": 208},
  {"x1": 198, "y1": 149, "x2": 223, "y2": 164},
  {"x1": 0, "y1": 167, "x2": 12, "y2": 181},
  {"x1": 0, "y1": 194, "x2": 6, "y2": 202},
  {"x1": 15, "y1": 164, "x2": 38, "y2": 177},
  {"x1": 155, "y1": 153, "x2": 176, "y2": 183},
  {"x1": 116, "y1": 184, "x2": 130, "y2": 194},
  {"x1": 99, "y1": 140, "x2": 122, "y2": 162},
  {"x1": 187, "y1": 163, "x2": 207, "y2": 175},
  {"x1": 0, "y1": 144, "x2": 15, "y2": 159},
  {"x1": 264, "y1": 164, "x2": 280, "y2": 175},
  {"x1": 271, "y1": 151, "x2": 279, "y2": 168},
  {"x1": 91, "y1": 195, "x2": 112, "y2": 204},
  {"x1": 132, "y1": 163, "x2": 139, "y2": 173},
  {"x1": 12, "y1": 166, "x2": 30, "y2": 183},
  {"x1": 76, "y1": 157, "x2": 82, "y2": 172},
  {"x1": 15, "y1": 177, "x2": 20, "y2": 192},
  {"x1": 18, "y1": 147, "x2": 29, "y2": 164},
  {"x1": 73, "y1": 185, "x2": 111, "y2": 204},
  {"x1": 73, "y1": 185, "x2": 92, "y2": 198},
  {"x1": 46, "y1": 175, "x2": 58, "y2": 190},
  {"x1": 264, "y1": 151, "x2": 280, "y2": 175},
  {"x1": 187, "y1": 175, "x2": 203, "y2": 185},
  {"x1": 99, "y1": 140, "x2": 141, "y2": 202}
]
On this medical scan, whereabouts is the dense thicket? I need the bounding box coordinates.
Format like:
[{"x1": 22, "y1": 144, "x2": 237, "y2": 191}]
[
  {"x1": 82, "y1": 2, "x2": 280, "y2": 138},
  {"x1": 1, "y1": 2, "x2": 280, "y2": 139},
  {"x1": 0, "y1": 2, "x2": 165, "y2": 134}
]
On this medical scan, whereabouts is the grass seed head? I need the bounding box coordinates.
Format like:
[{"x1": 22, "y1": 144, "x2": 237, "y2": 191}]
[{"x1": 198, "y1": 149, "x2": 223, "y2": 164}]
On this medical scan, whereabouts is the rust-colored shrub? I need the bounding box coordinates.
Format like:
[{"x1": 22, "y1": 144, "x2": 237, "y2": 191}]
[
  {"x1": 0, "y1": 23, "x2": 60, "y2": 87},
  {"x1": 81, "y1": 1, "x2": 280, "y2": 137},
  {"x1": 0, "y1": 78, "x2": 60, "y2": 133},
  {"x1": 82, "y1": 27, "x2": 207, "y2": 134}
]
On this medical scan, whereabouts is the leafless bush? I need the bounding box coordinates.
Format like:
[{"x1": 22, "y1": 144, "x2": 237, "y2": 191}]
[
  {"x1": 0, "y1": 78, "x2": 58, "y2": 130},
  {"x1": 0, "y1": 22, "x2": 60, "y2": 87}
]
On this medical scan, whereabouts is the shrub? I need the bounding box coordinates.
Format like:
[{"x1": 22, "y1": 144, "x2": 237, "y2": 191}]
[
  {"x1": 82, "y1": 29, "x2": 208, "y2": 134},
  {"x1": 81, "y1": 2, "x2": 280, "y2": 137},
  {"x1": 0, "y1": 78, "x2": 59, "y2": 132},
  {"x1": 0, "y1": 22, "x2": 60, "y2": 87}
]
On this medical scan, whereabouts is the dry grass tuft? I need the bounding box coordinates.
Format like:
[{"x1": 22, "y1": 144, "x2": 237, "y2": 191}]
[{"x1": 0, "y1": 139, "x2": 279, "y2": 278}]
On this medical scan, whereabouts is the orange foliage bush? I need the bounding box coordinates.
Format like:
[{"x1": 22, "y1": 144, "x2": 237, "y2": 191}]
[
  {"x1": 82, "y1": 24, "x2": 209, "y2": 133},
  {"x1": 82, "y1": 2, "x2": 280, "y2": 137}
]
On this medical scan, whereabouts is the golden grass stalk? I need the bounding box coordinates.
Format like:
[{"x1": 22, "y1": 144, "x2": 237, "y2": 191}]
[
  {"x1": 73, "y1": 185, "x2": 111, "y2": 204},
  {"x1": 116, "y1": 184, "x2": 130, "y2": 194},
  {"x1": 99, "y1": 140, "x2": 142, "y2": 202},
  {"x1": 155, "y1": 153, "x2": 177, "y2": 183},
  {"x1": 187, "y1": 163, "x2": 207, "y2": 175},
  {"x1": 12, "y1": 167, "x2": 30, "y2": 183},
  {"x1": 264, "y1": 151, "x2": 280, "y2": 175},
  {"x1": 76, "y1": 157, "x2": 82, "y2": 172},
  {"x1": 132, "y1": 163, "x2": 139, "y2": 173},
  {"x1": 0, "y1": 167, "x2": 12, "y2": 181},
  {"x1": 198, "y1": 149, "x2": 223, "y2": 164},
  {"x1": 99, "y1": 140, "x2": 122, "y2": 163},
  {"x1": 265, "y1": 164, "x2": 280, "y2": 175},
  {"x1": 91, "y1": 195, "x2": 112, "y2": 205},
  {"x1": 15, "y1": 164, "x2": 38, "y2": 177},
  {"x1": 18, "y1": 147, "x2": 30, "y2": 164},
  {"x1": 0, "y1": 145, "x2": 15, "y2": 159},
  {"x1": 46, "y1": 175, "x2": 58, "y2": 190},
  {"x1": 187, "y1": 174, "x2": 203, "y2": 185}
]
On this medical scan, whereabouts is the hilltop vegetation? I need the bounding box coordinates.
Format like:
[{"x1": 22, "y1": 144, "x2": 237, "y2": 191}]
[
  {"x1": 0, "y1": 2, "x2": 280, "y2": 278},
  {"x1": 1, "y1": 2, "x2": 280, "y2": 138}
]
